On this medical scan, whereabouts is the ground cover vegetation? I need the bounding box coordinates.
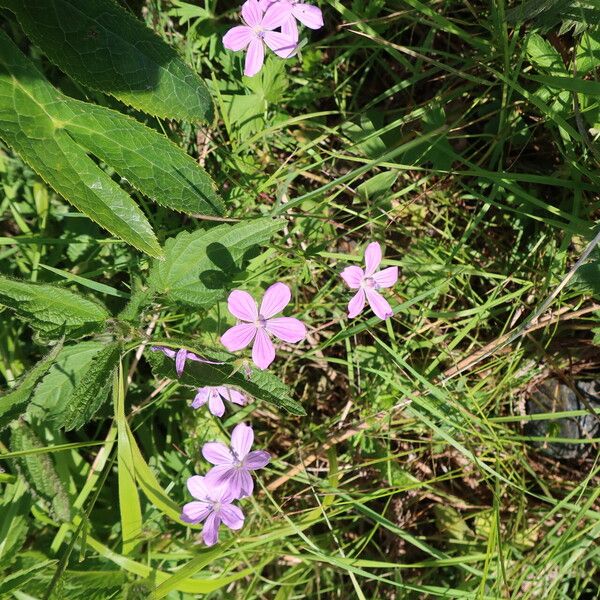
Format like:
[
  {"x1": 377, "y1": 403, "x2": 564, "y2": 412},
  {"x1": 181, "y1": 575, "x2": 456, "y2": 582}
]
[{"x1": 0, "y1": 0, "x2": 599, "y2": 598}]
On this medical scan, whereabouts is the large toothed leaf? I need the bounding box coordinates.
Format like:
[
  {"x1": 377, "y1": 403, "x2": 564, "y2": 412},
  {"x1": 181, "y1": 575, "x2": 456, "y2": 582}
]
[
  {"x1": 149, "y1": 219, "x2": 284, "y2": 307},
  {"x1": 0, "y1": 342, "x2": 63, "y2": 431},
  {"x1": 10, "y1": 422, "x2": 72, "y2": 522},
  {"x1": 0, "y1": 0, "x2": 212, "y2": 122},
  {"x1": 0, "y1": 275, "x2": 109, "y2": 339},
  {"x1": 64, "y1": 100, "x2": 223, "y2": 216},
  {"x1": 146, "y1": 343, "x2": 306, "y2": 416},
  {"x1": 0, "y1": 31, "x2": 162, "y2": 257},
  {"x1": 61, "y1": 342, "x2": 122, "y2": 431},
  {"x1": 27, "y1": 342, "x2": 106, "y2": 424}
]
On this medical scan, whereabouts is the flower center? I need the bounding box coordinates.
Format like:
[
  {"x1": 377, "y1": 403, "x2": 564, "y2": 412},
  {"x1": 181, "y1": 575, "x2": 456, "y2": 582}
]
[
  {"x1": 362, "y1": 276, "x2": 378, "y2": 289},
  {"x1": 213, "y1": 501, "x2": 221, "y2": 513},
  {"x1": 253, "y1": 26, "x2": 265, "y2": 39},
  {"x1": 256, "y1": 313, "x2": 268, "y2": 328}
]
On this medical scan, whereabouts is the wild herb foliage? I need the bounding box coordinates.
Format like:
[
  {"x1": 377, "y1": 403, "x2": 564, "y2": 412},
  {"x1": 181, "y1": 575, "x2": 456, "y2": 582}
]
[{"x1": 1, "y1": 0, "x2": 600, "y2": 598}]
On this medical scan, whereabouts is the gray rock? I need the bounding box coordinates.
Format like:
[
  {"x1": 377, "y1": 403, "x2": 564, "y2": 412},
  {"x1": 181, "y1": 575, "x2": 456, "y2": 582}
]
[{"x1": 525, "y1": 379, "x2": 600, "y2": 460}]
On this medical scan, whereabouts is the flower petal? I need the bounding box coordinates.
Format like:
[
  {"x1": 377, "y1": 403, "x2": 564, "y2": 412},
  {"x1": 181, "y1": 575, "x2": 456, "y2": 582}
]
[
  {"x1": 262, "y1": 1, "x2": 292, "y2": 29},
  {"x1": 252, "y1": 328, "x2": 276, "y2": 369},
  {"x1": 259, "y1": 282, "x2": 291, "y2": 318},
  {"x1": 227, "y1": 290, "x2": 258, "y2": 321},
  {"x1": 347, "y1": 288, "x2": 366, "y2": 318},
  {"x1": 202, "y1": 442, "x2": 234, "y2": 466},
  {"x1": 365, "y1": 288, "x2": 394, "y2": 319},
  {"x1": 291, "y1": 3, "x2": 324, "y2": 29},
  {"x1": 364, "y1": 242, "x2": 382, "y2": 276},
  {"x1": 206, "y1": 465, "x2": 240, "y2": 498},
  {"x1": 265, "y1": 317, "x2": 306, "y2": 343},
  {"x1": 192, "y1": 387, "x2": 210, "y2": 409},
  {"x1": 372, "y1": 266, "x2": 398, "y2": 289},
  {"x1": 241, "y1": 0, "x2": 263, "y2": 27},
  {"x1": 221, "y1": 323, "x2": 257, "y2": 352},
  {"x1": 217, "y1": 386, "x2": 247, "y2": 406},
  {"x1": 180, "y1": 501, "x2": 211, "y2": 524},
  {"x1": 340, "y1": 265, "x2": 364, "y2": 289},
  {"x1": 281, "y1": 14, "x2": 299, "y2": 42},
  {"x1": 219, "y1": 502, "x2": 245, "y2": 530},
  {"x1": 202, "y1": 512, "x2": 220, "y2": 546},
  {"x1": 263, "y1": 31, "x2": 297, "y2": 58},
  {"x1": 151, "y1": 346, "x2": 176, "y2": 358},
  {"x1": 222, "y1": 25, "x2": 253, "y2": 51},
  {"x1": 244, "y1": 37, "x2": 265, "y2": 77},
  {"x1": 231, "y1": 422, "x2": 254, "y2": 458},
  {"x1": 244, "y1": 450, "x2": 271, "y2": 470},
  {"x1": 187, "y1": 475, "x2": 209, "y2": 501},
  {"x1": 208, "y1": 392, "x2": 226, "y2": 417},
  {"x1": 175, "y1": 348, "x2": 187, "y2": 376},
  {"x1": 239, "y1": 470, "x2": 254, "y2": 497}
]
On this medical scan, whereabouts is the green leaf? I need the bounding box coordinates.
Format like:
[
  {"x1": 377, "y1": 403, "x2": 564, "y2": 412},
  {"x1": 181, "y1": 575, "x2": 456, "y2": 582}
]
[
  {"x1": 357, "y1": 171, "x2": 398, "y2": 203},
  {"x1": 10, "y1": 422, "x2": 72, "y2": 521},
  {"x1": 0, "y1": 275, "x2": 110, "y2": 339},
  {"x1": 0, "y1": 30, "x2": 163, "y2": 257},
  {"x1": 1, "y1": 0, "x2": 212, "y2": 122},
  {"x1": 61, "y1": 342, "x2": 122, "y2": 431},
  {"x1": 0, "y1": 342, "x2": 63, "y2": 431},
  {"x1": 114, "y1": 363, "x2": 143, "y2": 555},
  {"x1": 526, "y1": 33, "x2": 565, "y2": 73},
  {"x1": 0, "y1": 480, "x2": 31, "y2": 566},
  {"x1": 146, "y1": 343, "x2": 305, "y2": 415},
  {"x1": 149, "y1": 218, "x2": 284, "y2": 307},
  {"x1": 64, "y1": 100, "x2": 223, "y2": 216},
  {"x1": 0, "y1": 560, "x2": 55, "y2": 595},
  {"x1": 27, "y1": 342, "x2": 106, "y2": 424},
  {"x1": 573, "y1": 248, "x2": 600, "y2": 298}
]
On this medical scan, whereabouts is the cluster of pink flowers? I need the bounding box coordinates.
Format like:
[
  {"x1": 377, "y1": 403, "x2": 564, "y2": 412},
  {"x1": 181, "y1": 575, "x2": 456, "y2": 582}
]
[
  {"x1": 162, "y1": 242, "x2": 396, "y2": 545},
  {"x1": 180, "y1": 423, "x2": 270, "y2": 545},
  {"x1": 223, "y1": 0, "x2": 324, "y2": 77}
]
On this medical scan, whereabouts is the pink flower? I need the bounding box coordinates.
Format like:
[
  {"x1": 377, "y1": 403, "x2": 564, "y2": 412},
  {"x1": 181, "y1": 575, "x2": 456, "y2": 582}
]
[
  {"x1": 151, "y1": 346, "x2": 224, "y2": 377},
  {"x1": 180, "y1": 475, "x2": 244, "y2": 546},
  {"x1": 203, "y1": 423, "x2": 270, "y2": 498},
  {"x1": 223, "y1": 0, "x2": 297, "y2": 77},
  {"x1": 220, "y1": 282, "x2": 306, "y2": 370},
  {"x1": 192, "y1": 386, "x2": 247, "y2": 418},
  {"x1": 340, "y1": 242, "x2": 398, "y2": 320},
  {"x1": 258, "y1": 0, "x2": 324, "y2": 43}
]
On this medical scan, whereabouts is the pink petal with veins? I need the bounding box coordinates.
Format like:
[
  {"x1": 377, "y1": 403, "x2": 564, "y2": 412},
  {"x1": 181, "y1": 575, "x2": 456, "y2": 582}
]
[
  {"x1": 252, "y1": 327, "x2": 276, "y2": 369},
  {"x1": 364, "y1": 242, "x2": 382, "y2": 276}
]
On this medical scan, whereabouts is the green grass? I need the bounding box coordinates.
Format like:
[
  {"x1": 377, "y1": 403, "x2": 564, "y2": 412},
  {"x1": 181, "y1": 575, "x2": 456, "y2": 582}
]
[{"x1": 1, "y1": 0, "x2": 600, "y2": 598}]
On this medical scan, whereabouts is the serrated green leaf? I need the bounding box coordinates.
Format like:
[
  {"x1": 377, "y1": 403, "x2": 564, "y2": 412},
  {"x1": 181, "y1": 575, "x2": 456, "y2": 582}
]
[
  {"x1": 0, "y1": 342, "x2": 63, "y2": 431},
  {"x1": 64, "y1": 100, "x2": 223, "y2": 216},
  {"x1": 10, "y1": 422, "x2": 72, "y2": 521},
  {"x1": 0, "y1": 30, "x2": 163, "y2": 257},
  {"x1": 62, "y1": 342, "x2": 121, "y2": 431},
  {"x1": 0, "y1": 275, "x2": 109, "y2": 339},
  {"x1": 1, "y1": 0, "x2": 212, "y2": 122},
  {"x1": 149, "y1": 218, "x2": 284, "y2": 307},
  {"x1": 27, "y1": 342, "x2": 105, "y2": 424},
  {"x1": 146, "y1": 342, "x2": 305, "y2": 415},
  {"x1": 0, "y1": 560, "x2": 55, "y2": 595}
]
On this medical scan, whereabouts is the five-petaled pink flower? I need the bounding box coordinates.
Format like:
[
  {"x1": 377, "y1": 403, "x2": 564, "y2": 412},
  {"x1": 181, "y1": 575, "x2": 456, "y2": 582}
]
[
  {"x1": 180, "y1": 475, "x2": 244, "y2": 546},
  {"x1": 259, "y1": 0, "x2": 324, "y2": 43},
  {"x1": 204, "y1": 423, "x2": 270, "y2": 498},
  {"x1": 223, "y1": 0, "x2": 297, "y2": 77},
  {"x1": 220, "y1": 282, "x2": 306, "y2": 370},
  {"x1": 151, "y1": 346, "x2": 223, "y2": 377},
  {"x1": 340, "y1": 242, "x2": 398, "y2": 320},
  {"x1": 192, "y1": 386, "x2": 247, "y2": 418}
]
